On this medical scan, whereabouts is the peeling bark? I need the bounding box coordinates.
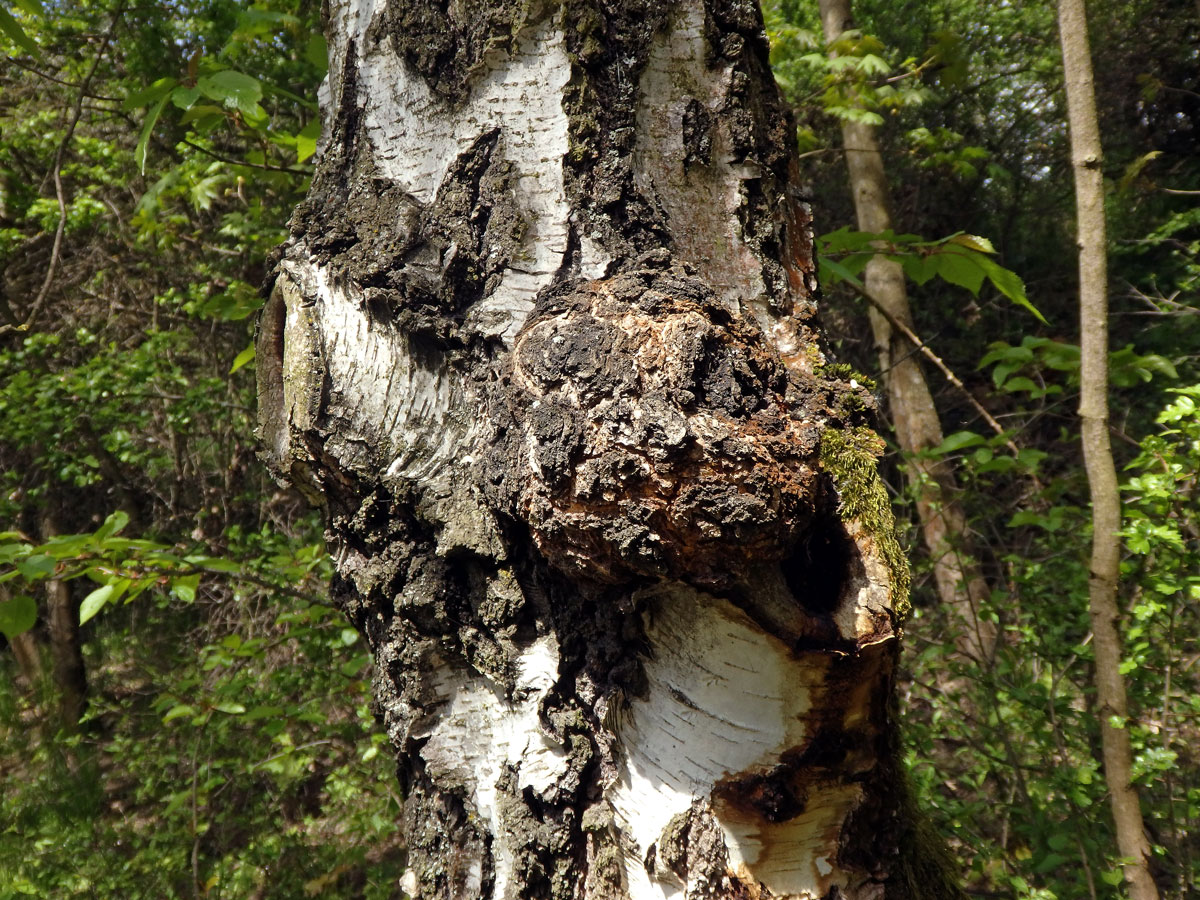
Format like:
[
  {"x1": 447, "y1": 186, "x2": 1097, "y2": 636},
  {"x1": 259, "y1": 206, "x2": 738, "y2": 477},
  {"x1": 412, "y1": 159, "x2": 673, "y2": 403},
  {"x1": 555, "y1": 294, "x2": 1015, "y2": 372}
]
[{"x1": 258, "y1": 2, "x2": 958, "y2": 897}]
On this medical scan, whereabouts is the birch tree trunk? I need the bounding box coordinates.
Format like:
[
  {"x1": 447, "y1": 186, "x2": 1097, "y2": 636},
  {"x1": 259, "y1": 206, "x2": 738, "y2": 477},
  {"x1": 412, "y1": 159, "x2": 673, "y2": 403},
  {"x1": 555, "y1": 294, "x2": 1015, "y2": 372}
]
[
  {"x1": 1057, "y1": 2, "x2": 1160, "y2": 898},
  {"x1": 817, "y1": 0, "x2": 996, "y2": 666},
  {"x1": 258, "y1": 2, "x2": 959, "y2": 897}
]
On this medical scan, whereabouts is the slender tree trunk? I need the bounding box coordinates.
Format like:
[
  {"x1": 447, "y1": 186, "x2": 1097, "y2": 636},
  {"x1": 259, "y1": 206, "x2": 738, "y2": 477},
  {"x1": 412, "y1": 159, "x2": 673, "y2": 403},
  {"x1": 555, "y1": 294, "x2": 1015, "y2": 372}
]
[
  {"x1": 1057, "y1": 2, "x2": 1159, "y2": 899},
  {"x1": 259, "y1": 2, "x2": 961, "y2": 897},
  {"x1": 42, "y1": 513, "x2": 88, "y2": 728},
  {"x1": 817, "y1": 0, "x2": 996, "y2": 665},
  {"x1": 9, "y1": 630, "x2": 43, "y2": 690}
]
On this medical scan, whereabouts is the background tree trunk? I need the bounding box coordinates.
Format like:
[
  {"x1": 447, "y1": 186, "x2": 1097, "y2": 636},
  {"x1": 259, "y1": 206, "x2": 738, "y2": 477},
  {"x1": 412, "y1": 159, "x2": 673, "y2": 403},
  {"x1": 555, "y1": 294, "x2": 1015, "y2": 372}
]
[
  {"x1": 258, "y1": 1, "x2": 959, "y2": 897},
  {"x1": 817, "y1": 0, "x2": 997, "y2": 666},
  {"x1": 1057, "y1": 2, "x2": 1159, "y2": 898},
  {"x1": 1, "y1": 583, "x2": 43, "y2": 693},
  {"x1": 42, "y1": 512, "x2": 88, "y2": 729}
]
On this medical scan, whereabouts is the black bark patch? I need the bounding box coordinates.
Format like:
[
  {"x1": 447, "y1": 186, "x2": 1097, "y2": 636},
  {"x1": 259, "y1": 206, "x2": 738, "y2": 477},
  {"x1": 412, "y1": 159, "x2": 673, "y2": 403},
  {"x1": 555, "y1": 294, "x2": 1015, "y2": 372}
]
[
  {"x1": 561, "y1": 0, "x2": 674, "y2": 258},
  {"x1": 682, "y1": 98, "x2": 713, "y2": 167},
  {"x1": 372, "y1": 0, "x2": 533, "y2": 100},
  {"x1": 714, "y1": 764, "x2": 810, "y2": 824},
  {"x1": 652, "y1": 802, "x2": 735, "y2": 895},
  {"x1": 291, "y1": 128, "x2": 527, "y2": 345}
]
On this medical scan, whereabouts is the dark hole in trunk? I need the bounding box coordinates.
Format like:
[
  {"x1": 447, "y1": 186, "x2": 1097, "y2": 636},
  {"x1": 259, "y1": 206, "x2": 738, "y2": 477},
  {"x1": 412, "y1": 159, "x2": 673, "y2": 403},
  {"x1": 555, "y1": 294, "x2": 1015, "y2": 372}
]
[{"x1": 782, "y1": 513, "x2": 855, "y2": 615}]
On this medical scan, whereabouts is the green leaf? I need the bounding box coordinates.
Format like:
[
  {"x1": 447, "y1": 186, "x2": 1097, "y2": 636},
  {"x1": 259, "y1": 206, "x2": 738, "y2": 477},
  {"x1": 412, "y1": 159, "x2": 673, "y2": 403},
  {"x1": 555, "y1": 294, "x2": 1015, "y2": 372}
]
[
  {"x1": 978, "y1": 341, "x2": 1032, "y2": 371},
  {"x1": 162, "y1": 703, "x2": 196, "y2": 723},
  {"x1": 1100, "y1": 869, "x2": 1125, "y2": 887},
  {"x1": 899, "y1": 253, "x2": 940, "y2": 285},
  {"x1": 94, "y1": 510, "x2": 131, "y2": 542},
  {"x1": 947, "y1": 233, "x2": 995, "y2": 254},
  {"x1": 79, "y1": 583, "x2": 115, "y2": 625},
  {"x1": 0, "y1": 4, "x2": 38, "y2": 55},
  {"x1": 15, "y1": 554, "x2": 54, "y2": 580},
  {"x1": 171, "y1": 574, "x2": 201, "y2": 604},
  {"x1": 179, "y1": 104, "x2": 228, "y2": 126},
  {"x1": 933, "y1": 431, "x2": 985, "y2": 455},
  {"x1": 197, "y1": 70, "x2": 263, "y2": 115},
  {"x1": 1046, "y1": 833, "x2": 1072, "y2": 852},
  {"x1": 818, "y1": 254, "x2": 866, "y2": 290},
  {"x1": 1033, "y1": 853, "x2": 1071, "y2": 874},
  {"x1": 123, "y1": 77, "x2": 178, "y2": 112},
  {"x1": 295, "y1": 117, "x2": 321, "y2": 163},
  {"x1": 974, "y1": 254, "x2": 1046, "y2": 322},
  {"x1": 229, "y1": 344, "x2": 255, "y2": 374},
  {"x1": 245, "y1": 705, "x2": 284, "y2": 721},
  {"x1": 213, "y1": 702, "x2": 246, "y2": 715},
  {"x1": 931, "y1": 250, "x2": 985, "y2": 294},
  {"x1": 171, "y1": 85, "x2": 201, "y2": 110},
  {"x1": 0, "y1": 593, "x2": 37, "y2": 640},
  {"x1": 1001, "y1": 375, "x2": 1038, "y2": 394},
  {"x1": 856, "y1": 53, "x2": 890, "y2": 76},
  {"x1": 1117, "y1": 150, "x2": 1162, "y2": 194},
  {"x1": 136, "y1": 92, "x2": 172, "y2": 175},
  {"x1": 183, "y1": 554, "x2": 242, "y2": 574},
  {"x1": 304, "y1": 33, "x2": 328, "y2": 74}
]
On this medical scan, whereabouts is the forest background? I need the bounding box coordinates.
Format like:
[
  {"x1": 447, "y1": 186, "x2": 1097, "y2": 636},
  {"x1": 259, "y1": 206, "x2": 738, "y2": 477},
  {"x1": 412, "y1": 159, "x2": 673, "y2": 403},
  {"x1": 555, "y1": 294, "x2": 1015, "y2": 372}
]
[{"x1": 0, "y1": 0, "x2": 1196, "y2": 897}]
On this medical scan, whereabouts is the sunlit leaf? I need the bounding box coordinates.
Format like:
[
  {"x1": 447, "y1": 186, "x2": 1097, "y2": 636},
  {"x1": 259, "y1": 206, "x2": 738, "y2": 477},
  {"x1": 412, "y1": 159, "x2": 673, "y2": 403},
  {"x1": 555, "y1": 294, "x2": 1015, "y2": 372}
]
[
  {"x1": 931, "y1": 250, "x2": 985, "y2": 294},
  {"x1": 135, "y1": 93, "x2": 172, "y2": 175},
  {"x1": 230, "y1": 344, "x2": 255, "y2": 374},
  {"x1": 0, "y1": 4, "x2": 38, "y2": 55},
  {"x1": 79, "y1": 583, "x2": 115, "y2": 625},
  {"x1": 197, "y1": 70, "x2": 263, "y2": 116}
]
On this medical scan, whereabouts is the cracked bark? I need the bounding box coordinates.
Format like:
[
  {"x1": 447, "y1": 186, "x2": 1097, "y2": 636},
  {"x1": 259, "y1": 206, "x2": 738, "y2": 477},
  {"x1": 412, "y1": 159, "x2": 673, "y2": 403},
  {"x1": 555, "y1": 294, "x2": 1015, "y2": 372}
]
[{"x1": 257, "y1": 1, "x2": 962, "y2": 897}]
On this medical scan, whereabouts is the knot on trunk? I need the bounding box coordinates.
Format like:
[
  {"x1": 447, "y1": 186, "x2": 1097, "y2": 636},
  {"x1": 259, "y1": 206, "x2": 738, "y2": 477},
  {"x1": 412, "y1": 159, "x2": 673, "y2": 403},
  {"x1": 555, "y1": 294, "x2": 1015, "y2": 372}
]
[{"x1": 485, "y1": 265, "x2": 825, "y2": 588}]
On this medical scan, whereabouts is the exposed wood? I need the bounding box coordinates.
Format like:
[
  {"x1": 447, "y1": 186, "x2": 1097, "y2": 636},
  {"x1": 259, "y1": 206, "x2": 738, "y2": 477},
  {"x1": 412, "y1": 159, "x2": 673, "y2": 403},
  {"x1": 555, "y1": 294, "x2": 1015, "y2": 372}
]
[{"x1": 1057, "y1": 2, "x2": 1160, "y2": 898}]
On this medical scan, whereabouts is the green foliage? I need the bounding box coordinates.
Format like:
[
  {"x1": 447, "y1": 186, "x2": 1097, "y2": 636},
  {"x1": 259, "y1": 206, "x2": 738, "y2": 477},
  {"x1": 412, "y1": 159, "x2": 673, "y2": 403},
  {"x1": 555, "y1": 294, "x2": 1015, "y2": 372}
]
[
  {"x1": 1, "y1": 1, "x2": 405, "y2": 895},
  {"x1": 769, "y1": 1, "x2": 1200, "y2": 897},
  {"x1": 817, "y1": 227, "x2": 1044, "y2": 321},
  {"x1": 0, "y1": 0, "x2": 41, "y2": 56},
  {"x1": 0, "y1": 527, "x2": 405, "y2": 899}
]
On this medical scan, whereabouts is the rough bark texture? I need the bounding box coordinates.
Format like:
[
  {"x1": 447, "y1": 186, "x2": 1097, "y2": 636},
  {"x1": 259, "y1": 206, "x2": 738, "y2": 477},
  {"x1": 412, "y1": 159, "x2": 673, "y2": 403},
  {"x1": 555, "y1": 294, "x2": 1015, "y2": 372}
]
[
  {"x1": 817, "y1": 0, "x2": 996, "y2": 666},
  {"x1": 1057, "y1": 2, "x2": 1159, "y2": 899},
  {"x1": 258, "y1": 2, "x2": 956, "y2": 898}
]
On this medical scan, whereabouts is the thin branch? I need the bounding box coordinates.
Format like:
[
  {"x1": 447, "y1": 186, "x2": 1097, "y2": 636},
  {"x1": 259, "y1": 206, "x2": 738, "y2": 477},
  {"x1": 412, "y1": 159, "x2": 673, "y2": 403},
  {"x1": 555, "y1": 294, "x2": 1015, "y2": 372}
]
[
  {"x1": 0, "y1": 8, "x2": 124, "y2": 337},
  {"x1": 2, "y1": 56, "x2": 123, "y2": 101},
  {"x1": 845, "y1": 278, "x2": 1021, "y2": 454},
  {"x1": 181, "y1": 139, "x2": 310, "y2": 175}
]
